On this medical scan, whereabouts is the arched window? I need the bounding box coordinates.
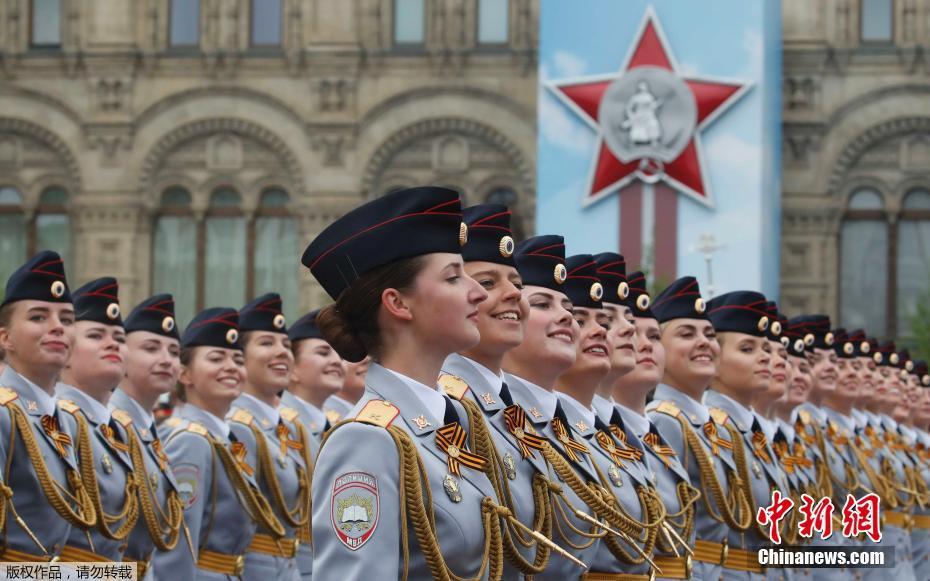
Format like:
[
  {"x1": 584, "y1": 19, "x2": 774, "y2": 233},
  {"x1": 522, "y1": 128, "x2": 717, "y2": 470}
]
[
  {"x1": 251, "y1": 0, "x2": 282, "y2": 46},
  {"x1": 169, "y1": 0, "x2": 200, "y2": 47},
  {"x1": 205, "y1": 188, "x2": 246, "y2": 309},
  {"x1": 0, "y1": 187, "x2": 26, "y2": 290},
  {"x1": 394, "y1": 0, "x2": 425, "y2": 45},
  {"x1": 35, "y1": 187, "x2": 70, "y2": 267},
  {"x1": 252, "y1": 188, "x2": 299, "y2": 320},
  {"x1": 478, "y1": 0, "x2": 508, "y2": 45},
  {"x1": 896, "y1": 189, "x2": 930, "y2": 337},
  {"x1": 861, "y1": 0, "x2": 893, "y2": 42},
  {"x1": 153, "y1": 187, "x2": 197, "y2": 327},
  {"x1": 840, "y1": 188, "x2": 888, "y2": 333},
  {"x1": 31, "y1": 0, "x2": 62, "y2": 47}
]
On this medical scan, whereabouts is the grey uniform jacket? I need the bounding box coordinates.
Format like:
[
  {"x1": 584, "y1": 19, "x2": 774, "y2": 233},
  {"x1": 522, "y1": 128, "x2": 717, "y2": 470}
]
[
  {"x1": 0, "y1": 366, "x2": 84, "y2": 558},
  {"x1": 279, "y1": 391, "x2": 324, "y2": 461},
  {"x1": 322, "y1": 395, "x2": 354, "y2": 423},
  {"x1": 57, "y1": 384, "x2": 136, "y2": 561},
  {"x1": 153, "y1": 403, "x2": 259, "y2": 580},
  {"x1": 441, "y1": 353, "x2": 553, "y2": 575},
  {"x1": 108, "y1": 388, "x2": 181, "y2": 565},
  {"x1": 504, "y1": 373, "x2": 602, "y2": 579},
  {"x1": 311, "y1": 363, "x2": 500, "y2": 580}
]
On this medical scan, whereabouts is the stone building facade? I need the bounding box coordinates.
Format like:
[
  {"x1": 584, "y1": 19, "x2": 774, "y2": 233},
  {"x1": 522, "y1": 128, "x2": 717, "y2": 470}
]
[
  {"x1": 781, "y1": 0, "x2": 930, "y2": 339},
  {"x1": 0, "y1": 0, "x2": 537, "y2": 324}
]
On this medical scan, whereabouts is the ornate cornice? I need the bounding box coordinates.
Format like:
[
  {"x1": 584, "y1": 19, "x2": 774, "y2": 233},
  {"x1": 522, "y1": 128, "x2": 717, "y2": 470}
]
[
  {"x1": 0, "y1": 117, "x2": 81, "y2": 189},
  {"x1": 828, "y1": 117, "x2": 930, "y2": 194}
]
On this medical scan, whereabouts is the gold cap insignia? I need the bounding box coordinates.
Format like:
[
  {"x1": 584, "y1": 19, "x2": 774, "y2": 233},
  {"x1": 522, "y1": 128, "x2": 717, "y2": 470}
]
[
  {"x1": 162, "y1": 316, "x2": 175, "y2": 333},
  {"x1": 459, "y1": 223, "x2": 468, "y2": 246},
  {"x1": 590, "y1": 282, "x2": 604, "y2": 302},
  {"x1": 906, "y1": 360, "x2": 915, "y2": 372},
  {"x1": 273, "y1": 313, "x2": 286, "y2": 330},
  {"x1": 106, "y1": 303, "x2": 120, "y2": 320},
  {"x1": 843, "y1": 343, "x2": 854, "y2": 355},
  {"x1": 891, "y1": 353, "x2": 900, "y2": 365},
  {"x1": 226, "y1": 328, "x2": 239, "y2": 344},
  {"x1": 694, "y1": 297, "x2": 706, "y2": 314},
  {"x1": 50, "y1": 280, "x2": 65, "y2": 298},
  {"x1": 554, "y1": 263, "x2": 567, "y2": 284},
  {"x1": 794, "y1": 339, "x2": 805, "y2": 353},
  {"x1": 770, "y1": 320, "x2": 782, "y2": 336},
  {"x1": 804, "y1": 333, "x2": 815, "y2": 347},
  {"x1": 780, "y1": 336, "x2": 789, "y2": 348},
  {"x1": 861, "y1": 341, "x2": 871, "y2": 354},
  {"x1": 873, "y1": 352, "x2": 883, "y2": 364},
  {"x1": 499, "y1": 236, "x2": 515, "y2": 258},
  {"x1": 757, "y1": 316, "x2": 769, "y2": 332},
  {"x1": 923, "y1": 375, "x2": 929, "y2": 387},
  {"x1": 636, "y1": 293, "x2": 650, "y2": 311},
  {"x1": 825, "y1": 332, "x2": 834, "y2": 346},
  {"x1": 618, "y1": 281, "x2": 630, "y2": 300}
]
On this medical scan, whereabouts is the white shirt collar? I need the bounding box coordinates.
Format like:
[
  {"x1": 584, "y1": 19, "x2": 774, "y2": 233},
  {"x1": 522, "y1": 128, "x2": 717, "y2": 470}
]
[
  {"x1": 460, "y1": 356, "x2": 505, "y2": 397},
  {"x1": 18, "y1": 372, "x2": 58, "y2": 416},
  {"x1": 518, "y1": 377, "x2": 559, "y2": 420},
  {"x1": 556, "y1": 392, "x2": 596, "y2": 429},
  {"x1": 591, "y1": 393, "x2": 615, "y2": 423},
  {"x1": 615, "y1": 402, "x2": 651, "y2": 438},
  {"x1": 385, "y1": 367, "x2": 448, "y2": 423},
  {"x1": 240, "y1": 393, "x2": 281, "y2": 426}
]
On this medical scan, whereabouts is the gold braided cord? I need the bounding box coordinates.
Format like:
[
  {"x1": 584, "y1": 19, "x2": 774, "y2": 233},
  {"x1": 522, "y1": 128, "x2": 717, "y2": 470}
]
[
  {"x1": 211, "y1": 438, "x2": 286, "y2": 538},
  {"x1": 721, "y1": 422, "x2": 774, "y2": 540},
  {"x1": 908, "y1": 465, "x2": 930, "y2": 509},
  {"x1": 288, "y1": 419, "x2": 315, "y2": 543},
  {"x1": 600, "y1": 484, "x2": 662, "y2": 565},
  {"x1": 72, "y1": 413, "x2": 139, "y2": 540},
  {"x1": 800, "y1": 421, "x2": 834, "y2": 500},
  {"x1": 655, "y1": 481, "x2": 699, "y2": 554},
  {"x1": 247, "y1": 423, "x2": 311, "y2": 529},
  {"x1": 458, "y1": 398, "x2": 552, "y2": 575},
  {"x1": 5, "y1": 403, "x2": 97, "y2": 529},
  {"x1": 675, "y1": 414, "x2": 752, "y2": 531},
  {"x1": 125, "y1": 426, "x2": 183, "y2": 551}
]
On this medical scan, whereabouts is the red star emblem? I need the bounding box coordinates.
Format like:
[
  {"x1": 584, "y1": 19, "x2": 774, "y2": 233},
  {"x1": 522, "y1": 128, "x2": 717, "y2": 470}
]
[{"x1": 547, "y1": 8, "x2": 751, "y2": 207}]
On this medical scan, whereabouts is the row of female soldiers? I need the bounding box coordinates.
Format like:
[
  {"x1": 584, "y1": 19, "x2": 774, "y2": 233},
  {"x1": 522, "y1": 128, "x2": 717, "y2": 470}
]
[{"x1": 0, "y1": 186, "x2": 928, "y2": 581}]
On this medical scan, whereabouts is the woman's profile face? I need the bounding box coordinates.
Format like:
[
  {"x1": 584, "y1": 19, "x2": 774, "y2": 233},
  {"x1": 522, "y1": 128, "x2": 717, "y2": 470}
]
[{"x1": 464, "y1": 261, "x2": 529, "y2": 353}]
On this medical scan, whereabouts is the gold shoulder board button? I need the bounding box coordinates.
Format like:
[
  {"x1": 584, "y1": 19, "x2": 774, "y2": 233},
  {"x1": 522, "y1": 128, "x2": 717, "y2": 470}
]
[
  {"x1": 656, "y1": 400, "x2": 680, "y2": 418},
  {"x1": 438, "y1": 374, "x2": 469, "y2": 401},
  {"x1": 355, "y1": 400, "x2": 400, "y2": 429}
]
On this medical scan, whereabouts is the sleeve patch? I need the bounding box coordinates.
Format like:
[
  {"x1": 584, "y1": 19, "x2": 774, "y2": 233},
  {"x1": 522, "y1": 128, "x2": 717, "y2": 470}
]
[
  {"x1": 173, "y1": 463, "x2": 201, "y2": 509},
  {"x1": 332, "y1": 471, "x2": 380, "y2": 550}
]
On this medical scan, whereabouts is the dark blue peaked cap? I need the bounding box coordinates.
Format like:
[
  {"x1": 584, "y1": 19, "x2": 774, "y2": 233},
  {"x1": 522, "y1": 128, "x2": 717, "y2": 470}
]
[
  {"x1": 288, "y1": 310, "x2": 324, "y2": 343},
  {"x1": 302, "y1": 187, "x2": 465, "y2": 300},
  {"x1": 125, "y1": 294, "x2": 180, "y2": 340},
  {"x1": 593, "y1": 252, "x2": 632, "y2": 308},
  {"x1": 627, "y1": 271, "x2": 655, "y2": 319},
  {"x1": 513, "y1": 235, "x2": 567, "y2": 292},
  {"x1": 707, "y1": 291, "x2": 770, "y2": 336},
  {"x1": 73, "y1": 277, "x2": 123, "y2": 327},
  {"x1": 651, "y1": 276, "x2": 708, "y2": 323},
  {"x1": 2, "y1": 250, "x2": 71, "y2": 307},
  {"x1": 461, "y1": 204, "x2": 516, "y2": 268},
  {"x1": 181, "y1": 308, "x2": 241, "y2": 351},
  {"x1": 563, "y1": 254, "x2": 603, "y2": 309},
  {"x1": 239, "y1": 293, "x2": 287, "y2": 334}
]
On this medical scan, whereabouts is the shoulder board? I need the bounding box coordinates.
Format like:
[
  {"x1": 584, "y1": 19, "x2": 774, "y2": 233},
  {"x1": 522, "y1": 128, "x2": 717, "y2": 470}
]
[
  {"x1": 709, "y1": 408, "x2": 729, "y2": 426},
  {"x1": 798, "y1": 409, "x2": 812, "y2": 425},
  {"x1": 163, "y1": 417, "x2": 182, "y2": 429},
  {"x1": 280, "y1": 407, "x2": 299, "y2": 423},
  {"x1": 0, "y1": 387, "x2": 17, "y2": 406},
  {"x1": 655, "y1": 400, "x2": 680, "y2": 418},
  {"x1": 111, "y1": 409, "x2": 133, "y2": 428},
  {"x1": 58, "y1": 399, "x2": 80, "y2": 415},
  {"x1": 186, "y1": 422, "x2": 208, "y2": 437},
  {"x1": 325, "y1": 409, "x2": 342, "y2": 424},
  {"x1": 230, "y1": 409, "x2": 254, "y2": 426},
  {"x1": 354, "y1": 400, "x2": 400, "y2": 429},
  {"x1": 438, "y1": 373, "x2": 469, "y2": 401}
]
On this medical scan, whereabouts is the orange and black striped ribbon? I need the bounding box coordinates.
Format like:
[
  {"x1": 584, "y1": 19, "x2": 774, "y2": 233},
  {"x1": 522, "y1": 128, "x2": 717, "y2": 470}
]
[
  {"x1": 703, "y1": 421, "x2": 733, "y2": 456},
  {"x1": 827, "y1": 423, "x2": 849, "y2": 447},
  {"x1": 854, "y1": 436, "x2": 875, "y2": 458},
  {"x1": 643, "y1": 432, "x2": 676, "y2": 469},
  {"x1": 751, "y1": 431, "x2": 773, "y2": 464},
  {"x1": 101, "y1": 424, "x2": 129, "y2": 453},
  {"x1": 791, "y1": 442, "x2": 813, "y2": 468},
  {"x1": 551, "y1": 418, "x2": 590, "y2": 463},
  {"x1": 595, "y1": 430, "x2": 640, "y2": 466},
  {"x1": 230, "y1": 441, "x2": 254, "y2": 477},
  {"x1": 41, "y1": 415, "x2": 72, "y2": 459},
  {"x1": 151, "y1": 439, "x2": 169, "y2": 471},
  {"x1": 502, "y1": 405, "x2": 547, "y2": 459},
  {"x1": 276, "y1": 422, "x2": 303, "y2": 457},
  {"x1": 864, "y1": 426, "x2": 885, "y2": 450},
  {"x1": 435, "y1": 422, "x2": 487, "y2": 476},
  {"x1": 795, "y1": 419, "x2": 817, "y2": 446}
]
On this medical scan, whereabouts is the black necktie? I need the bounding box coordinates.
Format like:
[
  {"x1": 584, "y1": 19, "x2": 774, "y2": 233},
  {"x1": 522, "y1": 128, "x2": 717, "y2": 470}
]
[
  {"x1": 499, "y1": 382, "x2": 514, "y2": 407},
  {"x1": 443, "y1": 396, "x2": 460, "y2": 425}
]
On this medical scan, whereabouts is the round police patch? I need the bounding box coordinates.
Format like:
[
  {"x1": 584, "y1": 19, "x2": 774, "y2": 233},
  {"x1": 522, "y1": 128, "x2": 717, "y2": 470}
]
[
  {"x1": 331, "y1": 471, "x2": 380, "y2": 551},
  {"x1": 173, "y1": 463, "x2": 200, "y2": 509}
]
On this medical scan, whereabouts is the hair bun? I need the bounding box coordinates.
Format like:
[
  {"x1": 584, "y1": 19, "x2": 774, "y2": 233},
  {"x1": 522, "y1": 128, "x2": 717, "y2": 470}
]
[{"x1": 316, "y1": 305, "x2": 368, "y2": 363}]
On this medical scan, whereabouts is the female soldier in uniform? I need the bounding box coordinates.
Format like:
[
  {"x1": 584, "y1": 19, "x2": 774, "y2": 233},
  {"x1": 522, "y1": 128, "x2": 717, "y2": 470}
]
[
  {"x1": 228, "y1": 294, "x2": 308, "y2": 580},
  {"x1": 304, "y1": 187, "x2": 505, "y2": 580},
  {"x1": 324, "y1": 357, "x2": 369, "y2": 422},
  {"x1": 111, "y1": 294, "x2": 185, "y2": 580},
  {"x1": 0, "y1": 251, "x2": 96, "y2": 561},
  {"x1": 57, "y1": 278, "x2": 139, "y2": 562},
  {"x1": 153, "y1": 308, "x2": 284, "y2": 579}
]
